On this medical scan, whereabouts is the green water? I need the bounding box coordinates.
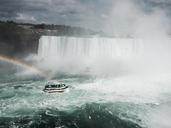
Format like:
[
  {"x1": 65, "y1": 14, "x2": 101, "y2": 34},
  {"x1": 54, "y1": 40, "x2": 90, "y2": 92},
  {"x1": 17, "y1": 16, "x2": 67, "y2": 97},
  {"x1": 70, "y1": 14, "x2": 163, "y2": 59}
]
[{"x1": 0, "y1": 62, "x2": 171, "y2": 128}]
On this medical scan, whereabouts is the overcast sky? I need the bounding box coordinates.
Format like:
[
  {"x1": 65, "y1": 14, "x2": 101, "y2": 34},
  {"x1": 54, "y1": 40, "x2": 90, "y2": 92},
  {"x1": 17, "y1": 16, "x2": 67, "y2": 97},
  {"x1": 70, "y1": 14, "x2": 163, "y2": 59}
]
[{"x1": 0, "y1": 0, "x2": 171, "y2": 31}]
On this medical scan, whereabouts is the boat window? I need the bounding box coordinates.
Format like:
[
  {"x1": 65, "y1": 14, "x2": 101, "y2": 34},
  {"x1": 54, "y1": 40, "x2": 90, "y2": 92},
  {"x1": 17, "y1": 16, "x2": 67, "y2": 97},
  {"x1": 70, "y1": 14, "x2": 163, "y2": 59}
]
[
  {"x1": 45, "y1": 83, "x2": 66, "y2": 88},
  {"x1": 45, "y1": 85, "x2": 49, "y2": 88},
  {"x1": 51, "y1": 85, "x2": 56, "y2": 88}
]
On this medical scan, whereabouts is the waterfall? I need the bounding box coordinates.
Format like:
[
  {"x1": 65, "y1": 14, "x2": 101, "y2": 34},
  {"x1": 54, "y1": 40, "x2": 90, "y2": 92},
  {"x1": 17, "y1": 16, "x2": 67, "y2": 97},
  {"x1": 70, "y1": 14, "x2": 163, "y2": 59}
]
[
  {"x1": 37, "y1": 36, "x2": 171, "y2": 75},
  {"x1": 38, "y1": 36, "x2": 143, "y2": 61}
]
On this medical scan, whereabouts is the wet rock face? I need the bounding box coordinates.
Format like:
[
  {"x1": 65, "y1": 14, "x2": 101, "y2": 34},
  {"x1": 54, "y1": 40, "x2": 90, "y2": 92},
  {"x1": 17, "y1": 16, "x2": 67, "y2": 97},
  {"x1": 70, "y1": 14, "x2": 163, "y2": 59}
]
[{"x1": 0, "y1": 21, "x2": 40, "y2": 57}]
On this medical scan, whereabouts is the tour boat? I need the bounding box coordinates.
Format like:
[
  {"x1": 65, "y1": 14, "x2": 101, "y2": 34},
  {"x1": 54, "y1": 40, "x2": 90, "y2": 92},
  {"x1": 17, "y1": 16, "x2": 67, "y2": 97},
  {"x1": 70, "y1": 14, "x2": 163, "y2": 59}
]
[{"x1": 43, "y1": 81, "x2": 69, "y2": 93}]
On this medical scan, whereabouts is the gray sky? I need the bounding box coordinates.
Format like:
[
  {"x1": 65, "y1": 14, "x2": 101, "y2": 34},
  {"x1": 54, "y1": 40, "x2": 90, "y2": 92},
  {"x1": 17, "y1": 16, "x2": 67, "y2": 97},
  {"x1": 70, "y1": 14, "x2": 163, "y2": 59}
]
[{"x1": 0, "y1": 0, "x2": 171, "y2": 31}]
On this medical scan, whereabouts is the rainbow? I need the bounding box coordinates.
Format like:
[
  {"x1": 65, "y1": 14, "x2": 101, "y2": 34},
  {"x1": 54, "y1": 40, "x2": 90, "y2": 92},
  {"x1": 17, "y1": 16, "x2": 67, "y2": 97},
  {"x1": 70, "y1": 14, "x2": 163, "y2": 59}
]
[{"x1": 0, "y1": 55, "x2": 46, "y2": 77}]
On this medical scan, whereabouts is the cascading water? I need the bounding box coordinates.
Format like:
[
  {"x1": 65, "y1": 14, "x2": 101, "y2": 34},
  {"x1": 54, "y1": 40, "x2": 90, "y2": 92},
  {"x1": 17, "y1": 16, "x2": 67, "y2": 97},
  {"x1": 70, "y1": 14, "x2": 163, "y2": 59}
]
[
  {"x1": 38, "y1": 36, "x2": 143, "y2": 60},
  {"x1": 37, "y1": 36, "x2": 171, "y2": 75},
  {"x1": 37, "y1": 36, "x2": 147, "y2": 77}
]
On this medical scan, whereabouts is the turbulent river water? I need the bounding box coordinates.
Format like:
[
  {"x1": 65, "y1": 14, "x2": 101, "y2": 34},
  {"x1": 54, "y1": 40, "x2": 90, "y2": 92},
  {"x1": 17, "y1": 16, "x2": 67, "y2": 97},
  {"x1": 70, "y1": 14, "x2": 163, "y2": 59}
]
[{"x1": 0, "y1": 36, "x2": 171, "y2": 128}]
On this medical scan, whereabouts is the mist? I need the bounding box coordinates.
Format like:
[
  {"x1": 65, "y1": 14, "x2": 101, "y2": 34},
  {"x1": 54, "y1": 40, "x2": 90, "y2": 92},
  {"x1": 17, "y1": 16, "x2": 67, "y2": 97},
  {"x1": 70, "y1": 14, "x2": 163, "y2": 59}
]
[{"x1": 103, "y1": 0, "x2": 170, "y2": 37}]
